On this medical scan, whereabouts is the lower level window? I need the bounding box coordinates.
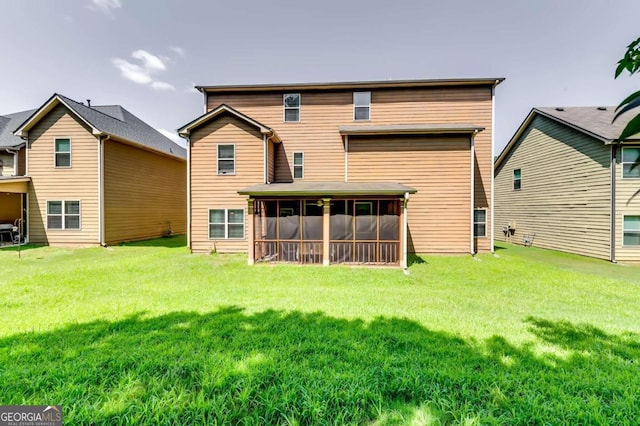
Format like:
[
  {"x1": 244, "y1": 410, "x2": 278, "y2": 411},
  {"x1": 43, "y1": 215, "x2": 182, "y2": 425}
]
[
  {"x1": 209, "y1": 208, "x2": 244, "y2": 239},
  {"x1": 47, "y1": 200, "x2": 80, "y2": 229},
  {"x1": 623, "y1": 215, "x2": 640, "y2": 246},
  {"x1": 474, "y1": 208, "x2": 487, "y2": 237}
]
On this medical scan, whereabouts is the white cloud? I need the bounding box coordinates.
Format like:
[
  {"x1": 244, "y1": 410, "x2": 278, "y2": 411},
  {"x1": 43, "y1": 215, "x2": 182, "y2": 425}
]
[
  {"x1": 90, "y1": 0, "x2": 121, "y2": 13},
  {"x1": 169, "y1": 46, "x2": 186, "y2": 57},
  {"x1": 150, "y1": 81, "x2": 176, "y2": 91},
  {"x1": 184, "y1": 82, "x2": 200, "y2": 94},
  {"x1": 157, "y1": 129, "x2": 185, "y2": 147},
  {"x1": 112, "y1": 50, "x2": 174, "y2": 91}
]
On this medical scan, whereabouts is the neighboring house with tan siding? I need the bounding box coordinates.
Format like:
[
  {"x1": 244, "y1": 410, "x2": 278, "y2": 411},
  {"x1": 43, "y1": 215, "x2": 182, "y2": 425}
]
[
  {"x1": 179, "y1": 78, "x2": 503, "y2": 268},
  {"x1": 494, "y1": 106, "x2": 640, "y2": 262},
  {"x1": 0, "y1": 93, "x2": 186, "y2": 246}
]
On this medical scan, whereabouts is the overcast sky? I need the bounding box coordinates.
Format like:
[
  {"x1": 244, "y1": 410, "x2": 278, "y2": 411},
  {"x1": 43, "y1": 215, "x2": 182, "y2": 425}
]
[{"x1": 1, "y1": 0, "x2": 639, "y2": 153}]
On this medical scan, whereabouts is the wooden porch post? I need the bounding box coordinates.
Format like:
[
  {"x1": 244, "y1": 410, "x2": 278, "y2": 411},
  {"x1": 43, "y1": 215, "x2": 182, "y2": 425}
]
[
  {"x1": 247, "y1": 198, "x2": 255, "y2": 265},
  {"x1": 322, "y1": 198, "x2": 331, "y2": 266}
]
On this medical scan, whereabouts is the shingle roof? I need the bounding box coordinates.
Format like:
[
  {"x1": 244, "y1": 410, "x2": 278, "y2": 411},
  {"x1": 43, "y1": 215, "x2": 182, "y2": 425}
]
[
  {"x1": 535, "y1": 106, "x2": 640, "y2": 142},
  {"x1": 238, "y1": 181, "x2": 417, "y2": 196},
  {"x1": 0, "y1": 109, "x2": 36, "y2": 148},
  {"x1": 12, "y1": 94, "x2": 186, "y2": 159}
]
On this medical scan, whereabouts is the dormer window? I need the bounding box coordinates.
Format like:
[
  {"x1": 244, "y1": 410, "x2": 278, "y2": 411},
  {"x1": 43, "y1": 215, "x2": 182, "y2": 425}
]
[
  {"x1": 354, "y1": 91, "x2": 371, "y2": 121},
  {"x1": 283, "y1": 94, "x2": 300, "y2": 122}
]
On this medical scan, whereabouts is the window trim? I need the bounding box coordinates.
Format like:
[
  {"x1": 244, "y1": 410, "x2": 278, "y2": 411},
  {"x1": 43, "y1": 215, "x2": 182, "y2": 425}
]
[
  {"x1": 46, "y1": 200, "x2": 81, "y2": 230},
  {"x1": 355, "y1": 201, "x2": 373, "y2": 215},
  {"x1": 622, "y1": 214, "x2": 640, "y2": 247},
  {"x1": 293, "y1": 152, "x2": 304, "y2": 179},
  {"x1": 54, "y1": 137, "x2": 72, "y2": 168},
  {"x1": 474, "y1": 208, "x2": 487, "y2": 238},
  {"x1": 513, "y1": 168, "x2": 522, "y2": 190},
  {"x1": 621, "y1": 147, "x2": 640, "y2": 179},
  {"x1": 208, "y1": 208, "x2": 245, "y2": 240},
  {"x1": 283, "y1": 93, "x2": 301, "y2": 122},
  {"x1": 353, "y1": 91, "x2": 371, "y2": 121},
  {"x1": 217, "y1": 143, "x2": 236, "y2": 175}
]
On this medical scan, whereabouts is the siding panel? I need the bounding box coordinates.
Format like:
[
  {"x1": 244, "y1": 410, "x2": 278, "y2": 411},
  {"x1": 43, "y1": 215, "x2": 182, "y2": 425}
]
[
  {"x1": 616, "y1": 145, "x2": 640, "y2": 262},
  {"x1": 104, "y1": 140, "x2": 187, "y2": 244},
  {"x1": 494, "y1": 115, "x2": 611, "y2": 259},
  {"x1": 190, "y1": 115, "x2": 264, "y2": 253},
  {"x1": 27, "y1": 105, "x2": 99, "y2": 245}
]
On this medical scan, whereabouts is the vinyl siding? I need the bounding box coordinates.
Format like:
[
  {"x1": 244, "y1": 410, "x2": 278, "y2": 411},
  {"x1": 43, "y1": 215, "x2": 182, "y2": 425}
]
[
  {"x1": 348, "y1": 135, "x2": 471, "y2": 253},
  {"x1": 27, "y1": 104, "x2": 99, "y2": 245},
  {"x1": 190, "y1": 115, "x2": 263, "y2": 253},
  {"x1": 207, "y1": 86, "x2": 494, "y2": 253},
  {"x1": 103, "y1": 139, "x2": 187, "y2": 245},
  {"x1": 494, "y1": 115, "x2": 611, "y2": 259},
  {"x1": 616, "y1": 145, "x2": 640, "y2": 262},
  {"x1": 267, "y1": 140, "x2": 275, "y2": 183},
  {"x1": 17, "y1": 148, "x2": 26, "y2": 175}
]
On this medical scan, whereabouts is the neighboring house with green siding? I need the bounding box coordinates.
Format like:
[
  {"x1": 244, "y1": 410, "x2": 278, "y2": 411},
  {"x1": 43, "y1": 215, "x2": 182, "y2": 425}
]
[{"x1": 494, "y1": 106, "x2": 640, "y2": 262}]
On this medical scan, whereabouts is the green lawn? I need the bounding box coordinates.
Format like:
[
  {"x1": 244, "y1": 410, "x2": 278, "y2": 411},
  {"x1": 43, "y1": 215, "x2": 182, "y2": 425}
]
[{"x1": 1, "y1": 238, "x2": 639, "y2": 424}]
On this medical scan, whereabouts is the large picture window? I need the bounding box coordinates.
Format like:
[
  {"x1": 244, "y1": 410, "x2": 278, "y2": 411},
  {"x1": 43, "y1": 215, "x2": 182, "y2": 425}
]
[
  {"x1": 47, "y1": 200, "x2": 80, "y2": 230},
  {"x1": 353, "y1": 91, "x2": 371, "y2": 121},
  {"x1": 55, "y1": 138, "x2": 71, "y2": 168},
  {"x1": 623, "y1": 215, "x2": 640, "y2": 246},
  {"x1": 283, "y1": 93, "x2": 300, "y2": 122},
  {"x1": 209, "y1": 208, "x2": 244, "y2": 239},
  {"x1": 622, "y1": 147, "x2": 640, "y2": 178},
  {"x1": 217, "y1": 144, "x2": 235, "y2": 175}
]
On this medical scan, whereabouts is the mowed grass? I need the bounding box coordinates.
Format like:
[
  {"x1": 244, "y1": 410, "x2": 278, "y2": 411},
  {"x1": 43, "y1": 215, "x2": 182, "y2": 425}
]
[{"x1": 0, "y1": 237, "x2": 639, "y2": 424}]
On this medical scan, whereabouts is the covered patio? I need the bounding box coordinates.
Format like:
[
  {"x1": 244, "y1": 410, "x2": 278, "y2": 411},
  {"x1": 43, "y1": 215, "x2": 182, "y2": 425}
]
[
  {"x1": 0, "y1": 177, "x2": 29, "y2": 245},
  {"x1": 239, "y1": 182, "x2": 416, "y2": 267}
]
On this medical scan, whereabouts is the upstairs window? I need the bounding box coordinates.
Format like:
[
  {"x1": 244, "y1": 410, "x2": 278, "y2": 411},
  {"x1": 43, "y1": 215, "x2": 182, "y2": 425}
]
[
  {"x1": 474, "y1": 208, "x2": 487, "y2": 237},
  {"x1": 217, "y1": 144, "x2": 235, "y2": 175},
  {"x1": 513, "y1": 169, "x2": 522, "y2": 190},
  {"x1": 55, "y1": 138, "x2": 71, "y2": 168},
  {"x1": 623, "y1": 215, "x2": 640, "y2": 246},
  {"x1": 47, "y1": 200, "x2": 80, "y2": 230},
  {"x1": 354, "y1": 91, "x2": 371, "y2": 121},
  {"x1": 622, "y1": 147, "x2": 640, "y2": 178},
  {"x1": 293, "y1": 152, "x2": 304, "y2": 179},
  {"x1": 283, "y1": 93, "x2": 300, "y2": 122}
]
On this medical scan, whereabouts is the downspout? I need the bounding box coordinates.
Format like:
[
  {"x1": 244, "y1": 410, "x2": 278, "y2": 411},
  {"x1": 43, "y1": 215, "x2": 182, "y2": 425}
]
[
  {"x1": 344, "y1": 135, "x2": 349, "y2": 182},
  {"x1": 402, "y1": 192, "x2": 409, "y2": 273},
  {"x1": 186, "y1": 136, "x2": 192, "y2": 250},
  {"x1": 263, "y1": 134, "x2": 268, "y2": 184},
  {"x1": 98, "y1": 135, "x2": 107, "y2": 246},
  {"x1": 22, "y1": 136, "x2": 29, "y2": 243},
  {"x1": 490, "y1": 83, "x2": 497, "y2": 253},
  {"x1": 470, "y1": 131, "x2": 476, "y2": 255},
  {"x1": 610, "y1": 144, "x2": 617, "y2": 263}
]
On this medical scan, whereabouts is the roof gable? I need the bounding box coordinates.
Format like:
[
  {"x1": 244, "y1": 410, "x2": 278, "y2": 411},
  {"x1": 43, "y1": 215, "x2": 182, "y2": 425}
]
[
  {"x1": 178, "y1": 104, "x2": 280, "y2": 142},
  {"x1": 13, "y1": 94, "x2": 186, "y2": 159}
]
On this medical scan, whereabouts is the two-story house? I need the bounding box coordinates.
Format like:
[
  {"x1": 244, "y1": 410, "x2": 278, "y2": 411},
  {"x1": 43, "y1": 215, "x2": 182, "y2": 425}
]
[
  {"x1": 179, "y1": 78, "x2": 503, "y2": 267},
  {"x1": 494, "y1": 106, "x2": 640, "y2": 262},
  {"x1": 0, "y1": 93, "x2": 187, "y2": 246}
]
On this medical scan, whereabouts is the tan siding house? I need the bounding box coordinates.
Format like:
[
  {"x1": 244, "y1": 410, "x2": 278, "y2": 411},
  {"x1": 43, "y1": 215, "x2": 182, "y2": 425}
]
[
  {"x1": 180, "y1": 78, "x2": 502, "y2": 267},
  {"x1": 2, "y1": 93, "x2": 187, "y2": 247},
  {"x1": 495, "y1": 106, "x2": 640, "y2": 262}
]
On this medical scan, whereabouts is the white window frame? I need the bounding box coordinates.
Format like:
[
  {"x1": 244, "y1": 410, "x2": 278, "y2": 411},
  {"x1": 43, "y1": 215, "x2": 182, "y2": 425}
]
[
  {"x1": 217, "y1": 144, "x2": 235, "y2": 175},
  {"x1": 208, "y1": 208, "x2": 245, "y2": 239},
  {"x1": 293, "y1": 152, "x2": 304, "y2": 179},
  {"x1": 353, "y1": 91, "x2": 371, "y2": 121},
  {"x1": 474, "y1": 208, "x2": 487, "y2": 238},
  {"x1": 283, "y1": 93, "x2": 300, "y2": 122},
  {"x1": 513, "y1": 168, "x2": 522, "y2": 190},
  {"x1": 355, "y1": 201, "x2": 373, "y2": 215},
  {"x1": 54, "y1": 137, "x2": 72, "y2": 168},
  {"x1": 46, "y1": 200, "x2": 81, "y2": 230},
  {"x1": 622, "y1": 215, "x2": 640, "y2": 247},
  {"x1": 621, "y1": 147, "x2": 640, "y2": 179}
]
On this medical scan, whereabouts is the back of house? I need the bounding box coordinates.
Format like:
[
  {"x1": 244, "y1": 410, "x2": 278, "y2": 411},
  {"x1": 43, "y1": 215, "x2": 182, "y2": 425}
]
[
  {"x1": 180, "y1": 78, "x2": 502, "y2": 266},
  {"x1": 494, "y1": 106, "x2": 640, "y2": 262},
  {"x1": 1, "y1": 94, "x2": 187, "y2": 247}
]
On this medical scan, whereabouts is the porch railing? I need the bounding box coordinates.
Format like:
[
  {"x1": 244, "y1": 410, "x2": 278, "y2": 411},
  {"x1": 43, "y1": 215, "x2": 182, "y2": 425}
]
[
  {"x1": 330, "y1": 241, "x2": 399, "y2": 265},
  {"x1": 254, "y1": 240, "x2": 323, "y2": 264}
]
